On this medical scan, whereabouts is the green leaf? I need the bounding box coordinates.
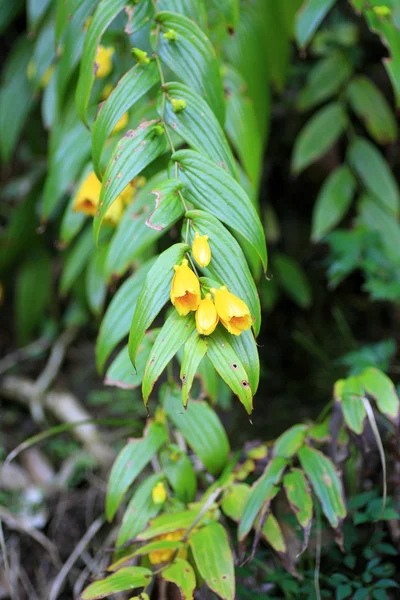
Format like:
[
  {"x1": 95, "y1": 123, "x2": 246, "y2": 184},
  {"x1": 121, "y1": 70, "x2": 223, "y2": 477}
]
[
  {"x1": 157, "y1": 0, "x2": 207, "y2": 28},
  {"x1": 128, "y1": 0, "x2": 154, "y2": 34},
  {"x1": 129, "y1": 539, "x2": 183, "y2": 560},
  {"x1": 211, "y1": 0, "x2": 239, "y2": 28},
  {"x1": 221, "y1": 483, "x2": 250, "y2": 522},
  {"x1": 340, "y1": 376, "x2": 366, "y2": 435},
  {"x1": 142, "y1": 312, "x2": 196, "y2": 405},
  {"x1": 145, "y1": 178, "x2": 185, "y2": 232},
  {"x1": 94, "y1": 120, "x2": 167, "y2": 242},
  {"x1": 180, "y1": 331, "x2": 208, "y2": 407},
  {"x1": 86, "y1": 248, "x2": 107, "y2": 316},
  {"x1": 348, "y1": 137, "x2": 400, "y2": 217},
  {"x1": 261, "y1": 514, "x2": 287, "y2": 553},
  {"x1": 15, "y1": 252, "x2": 52, "y2": 345},
  {"x1": 162, "y1": 559, "x2": 196, "y2": 600},
  {"x1": 75, "y1": 0, "x2": 126, "y2": 125},
  {"x1": 298, "y1": 445, "x2": 346, "y2": 528},
  {"x1": 361, "y1": 367, "x2": 400, "y2": 421},
  {"x1": 295, "y1": 0, "x2": 335, "y2": 47},
  {"x1": 160, "y1": 446, "x2": 197, "y2": 503},
  {"x1": 164, "y1": 384, "x2": 230, "y2": 475},
  {"x1": 298, "y1": 53, "x2": 352, "y2": 111},
  {"x1": 81, "y1": 567, "x2": 152, "y2": 600},
  {"x1": 283, "y1": 468, "x2": 313, "y2": 529},
  {"x1": 105, "y1": 333, "x2": 157, "y2": 390},
  {"x1": 312, "y1": 165, "x2": 356, "y2": 241},
  {"x1": 27, "y1": 0, "x2": 51, "y2": 32},
  {"x1": 156, "y1": 11, "x2": 225, "y2": 125},
  {"x1": 357, "y1": 194, "x2": 400, "y2": 262},
  {"x1": 96, "y1": 259, "x2": 155, "y2": 372},
  {"x1": 128, "y1": 243, "x2": 187, "y2": 365},
  {"x1": 59, "y1": 164, "x2": 92, "y2": 246},
  {"x1": 0, "y1": 38, "x2": 34, "y2": 163},
  {"x1": 60, "y1": 227, "x2": 94, "y2": 295},
  {"x1": 238, "y1": 457, "x2": 287, "y2": 540},
  {"x1": 174, "y1": 150, "x2": 267, "y2": 270},
  {"x1": 0, "y1": 189, "x2": 37, "y2": 273},
  {"x1": 55, "y1": 0, "x2": 84, "y2": 42},
  {"x1": 187, "y1": 210, "x2": 261, "y2": 335},
  {"x1": 207, "y1": 326, "x2": 253, "y2": 415},
  {"x1": 273, "y1": 253, "x2": 312, "y2": 309},
  {"x1": 162, "y1": 82, "x2": 237, "y2": 180},
  {"x1": 138, "y1": 507, "x2": 203, "y2": 540},
  {"x1": 92, "y1": 62, "x2": 159, "y2": 177},
  {"x1": 347, "y1": 76, "x2": 398, "y2": 144},
  {"x1": 106, "y1": 422, "x2": 167, "y2": 521},
  {"x1": 116, "y1": 473, "x2": 163, "y2": 549},
  {"x1": 274, "y1": 424, "x2": 308, "y2": 458},
  {"x1": 228, "y1": 329, "x2": 260, "y2": 395},
  {"x1": 292, "y1": 102, "x2": 347, "y2": 174},
  {"x1": 189, "y1": 522, "x2": 235, "y2": 600}
]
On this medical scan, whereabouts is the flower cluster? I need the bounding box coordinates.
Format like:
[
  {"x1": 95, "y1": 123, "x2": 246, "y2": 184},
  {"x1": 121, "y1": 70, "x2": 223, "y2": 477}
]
[{"x1": 170, "y1": 234, "x2": 252, "y2": 336}]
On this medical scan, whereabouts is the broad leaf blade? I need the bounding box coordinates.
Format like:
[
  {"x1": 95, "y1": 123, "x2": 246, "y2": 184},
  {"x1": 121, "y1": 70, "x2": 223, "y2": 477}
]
[
  {"x1": 106, "y1": 422, "x2": 167, "y2": 521},
  {"x1": 162, "y1": 559, "x2": 196, "y2": 600},
  {"x1": 138, "y1": 508, "x2": 202, "y2": 540},
  {"x1": 160, "y1": 446, "x2": 197, "y2": 503},
  {"x1": 85, "y1": 248, "x2": 107, "y2": 316},
  {"x1": 274, "y1": 424, "x2": 308, "y2": 458},
  {"x1": 81, "y1": 567, "x2": 152, "y2": 600},
  {"x1": 189, "y1": 522, "x2": 235, "y2": 600},
  {"x1": 341, "y1": 376, "x2": 366, "y2": 434},
  {"x1": 295, "y1": 0, "x2": 335, "y2": 48},
  {"x1": 180, "y1": 331, "x2": 208, "y2": 407},
  {"x1": 105, "y1": 333, "x2": 157, "y2": 390},
  {"x1": 361, "y1": 367, "x2": 400, "y2": 422},
  {"x1": 261, "y1": 514, "x2": 287, "y2": 553},
  {"x1": 283, "y1": 468, "x2": 313, "y2": 529},
  {"x1": 298, "y1": 53, "x2": 352, "y2": 111}
]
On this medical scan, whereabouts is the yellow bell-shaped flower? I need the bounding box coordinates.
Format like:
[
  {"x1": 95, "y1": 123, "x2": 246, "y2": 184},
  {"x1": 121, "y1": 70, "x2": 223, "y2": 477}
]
[
  {"x1": 151, "y1": 481, "x2": 167, "y2": 505},
  {"x1": 73, "y1": 171, "x2": 125, "y2": 226},
  {"x1": 170, "y1": 259, "x2": 200, "y2": 316},
  {"x1": 95, "y1": 45, "x2": 114, "y2": 79},
  {"x1": 211, "y1": 286, "x2": 252, "y2": 336},
  {"x1": 196, "y1": 293, "x2": 218, "y2": 335},
  {"x1": 192, "y1": 232, "x2": 211, "y2": 267}
]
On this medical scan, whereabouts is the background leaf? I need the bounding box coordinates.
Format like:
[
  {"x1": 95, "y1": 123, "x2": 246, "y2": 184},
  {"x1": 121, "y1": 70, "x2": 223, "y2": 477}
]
[
  {"x1": 296, "y1": 0, "x2": 335, "y2": 48},
  {"x1": 81, "y1": 567, "x2": 152, "y2": 600},
  {"x1": 162, "y1": 559, "x2": 196, "y2": 600}
]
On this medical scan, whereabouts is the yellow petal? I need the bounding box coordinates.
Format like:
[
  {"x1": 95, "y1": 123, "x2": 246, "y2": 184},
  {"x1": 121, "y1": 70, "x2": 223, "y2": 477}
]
[
  {"x1": 151, "y1": 482, "x2": 167, "y2": 505},
  {"x1": 95, "y1": 45, "x2": 114, "y2": 79},
  {"x1": 196, "y1": 294, "x2": 218, "y2": 335},
  {"x1": 212, "y1": 286, "x2": 252, "y2": 335},
  {"x1": 170, "y1": 259, "x2": 201, "y2": 316},
  {"x1": 103, "y1": 197, "x2": 124, "y2": 226},
  {"x1": 192, "y1": 232, "x2": 211, "y2": 267},
  {"x1": 73, "y1": 171, "x2": 102, "y2": 215}
]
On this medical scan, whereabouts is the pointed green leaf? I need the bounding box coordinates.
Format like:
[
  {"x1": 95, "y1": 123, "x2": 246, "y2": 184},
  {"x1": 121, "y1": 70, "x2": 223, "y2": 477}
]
[
  {"x1": 340, "y1": 376, "x2": 366, "y2": 435},
  {"x1": 221, "y1": 483, "x2": 250, "y2": 522},
  {"x1": 92, "y1": 62, "x2": 159, "y2": 177},
  {"x1": 207, "y1": 326, "x2": 253, "y2": 415},
  {"x1": 162, "y1": 82, "x2": 237, "y2": 179},
  {"x1": 145, "y1": 178, "x2": 185, "y2": 232},
  {"x1": 295, "y1": 0, "x2": 335, "y2": 48},
  {"x1": 156, "y1": 11, "x2": 225, "y2": 125},
  {"x1": 180, "y1": 331, "x2": 208, "y2": 407},
  {"x1": 160, "y1": 446, "x2": 197, "y2": 503},
  {"x1": 60, "y1": 227, "x2": 94, "y2": 295},
  {"x1": 186, "y1": 209, "x2": 262, "y2": 335},
  {"x1": 96, "y1": 258, "x2": 155, "y2": 372},
  {"x1": 312, "y1": 165, "x2": 356, "y2": 241},
  {"x1": 298, "y1": 53, "x2": 352, "y2": 111},
  {"x1": 75, "y1": 0, "x2": 126, "y2": 125},
  {"x1": 86, "y1": 248, "x2": 107, "y2": 316},
  {"x1": 81, "y1": 567, "x2": 152, "y2": 600},
  {"x1": 128, "y1": 243, "x2": 188, "y2": 365},
  {"x1": 106, "y1": 422, "x2": 167, "y2": 521},
  {"x1": 189, "y1": 522, "x2": 235, "y2": 600},
  {"x1": 238, "y1": 457, "x2": 287, "y2": 540},
  {"x1": 174, "y1": 150, "x2": 267, "y2": 270},
  {"x1": 298, "y1": 445, "x2": 346, "y2": 529},
  {"x1": 273, "y1": 253, "x2": 312, "y2": 309},
  {"x1": 94, "y1": 120, "x2": 167, "y2": 242},
  {"x1": 229, "y1": 329, "x2": 259, "y2": 394},
  {"x1": 361, "y1": 367, "x2": 400, "y2": 422},
  {"x1": 55, "y1": 0, "x2": 84, "y2": 43},
  {"x1": 261, "y1": 514, "x2": 287, "y2": 553},
  {"x1": 131, "y1": 539, "x2": 183, "y2": 559},
  {"x1": 347, "y1": 76, "x2": 398, "y2": 144},
  {"x1": 292, "y1": 102, "x2": 347, "y2": 174},
  {"x1": 105, "y1": 333, "x2": 158, "y2": 390},
  {"x1": 142, "y1": 312, "x2": 196, "y2": 405},
  {"x1": 348, "y1": 137, "x2": 400, "y2": 217},
  {"x1": 162, "y1": 559, "x2": 196, "y2": 600},
  {"x1": 157, "y1": 0, "x2": 207, "y2": 28},
  {"x1": 274, "y1": 425, "x2": 308, "y2": 458},
  {"x1": 116, "y1": 473, "x2": 164, "y2": 549},
  {"x1": 283, "y1": 468, "x2": 313, "y2": 529},
  {"x1": 138, "y1": 508, "x2": 203, "y2": 540},
  {"x1": 164, "y1": 384, "x2": 230, "y2": 475},
  {"x1": 358, "y1": 194, "x2": 400, "y2": 262},
  {"x1": 128, "y1": 0, "x2": 154, "y2": 34}
]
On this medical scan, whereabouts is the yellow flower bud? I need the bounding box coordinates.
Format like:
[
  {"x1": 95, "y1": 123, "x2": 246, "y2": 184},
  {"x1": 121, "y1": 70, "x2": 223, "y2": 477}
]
[
  {"x1": 170, "y1": 98, "x2": 187, "y2": 113},
  {"x1": 73, "y1": 171, "x2": 128, "y2": 226},
  {"x1": 95, "y1": 45, "x2": 114, "y2": 79},
  {"x1": 196, "y1": 293, "x2": 218, "y2": 335},
  {"x1": 170, "y1": 259, "x2": 201, "y2": 316},
  {"x1": 112, "y1": 112, "x2": 129, "y2": 134},
  {"x1": 192, "y1": 232, "x2": 211, "y2": 268},
  {"x1": 131, "y1": 47, "x2": 150, "y2": 65},
  {"x1": 211, "y1": 286, "x2": 252, "y2": 336},
  {"x1": 152, "y1": 482, "x2": 167, "y2": 505}
]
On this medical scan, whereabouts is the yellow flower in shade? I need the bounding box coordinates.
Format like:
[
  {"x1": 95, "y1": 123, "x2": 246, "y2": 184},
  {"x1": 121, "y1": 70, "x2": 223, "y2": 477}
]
[
  {"x1": 196, "y1": 293, "x2": 218, "y2": 335},
  {"x1": 152, "y1": 482, "x2": 167, "y2": 505},
  {"x1": 95, "y1": 45, "x2": 114, "y2": 78},
  {"x1": 73, "y1": 171, "x2": 125, "y2": 226},
  {"x1": 170, "y1": 259, "x2": 200, "y2": 316},
  {"x1": 112, "y1": 112, "x2": 129, "y2": 134},
  {"x1": 192, "y1": 232, "x2": 211, "y2": 267},
  {"x1": 211, "y1": 286, "x2": 252, "y2": 336},
  {"x1": 101, "y1": 82, "x2": 114, "y2": 100},
  {"x1": 149, "y1": 530, "x2": 187, "y2": 565}
]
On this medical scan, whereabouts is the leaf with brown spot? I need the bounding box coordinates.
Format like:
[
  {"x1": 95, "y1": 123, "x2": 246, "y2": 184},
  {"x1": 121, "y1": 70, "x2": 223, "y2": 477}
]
[
  {"x1": 283, "y1": 468, "x2": 313, "y2": 553},
  {"x1": 180, "y1": 331, "x2": 208, "y2": 407},
  {"x1": 162, "y1": 558, "x2": 196, "y2": 600}
]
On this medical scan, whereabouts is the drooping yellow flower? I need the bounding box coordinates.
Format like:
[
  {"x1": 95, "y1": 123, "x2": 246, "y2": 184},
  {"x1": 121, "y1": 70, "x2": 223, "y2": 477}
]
[
  {"x1": 149, "y1": 530, "x2": 187, "y2": 564},
  {"x1": 95, "y1": 45, "x2": 114, "y2": 79},
  {"x1": 211, "y1": 286, "x2": 252, "y2": 336},
  {"x1": 196, "y1": 293, "x2": 218, "y2": 335},
  {"x1": 170, "y1": 259, "x2": 201, "y2": 316},
  {"x1": 112, "y1": 112, "x2": 129, "y2": 134},
  {"x1": 192, "y1": 232, "x2": 211, "y2": 268},
  {"x1": 152, "y1": 482, "x2": 167, "y2": 505},
  {"x1": 73, "y1": 171, "x2": 125, "y2": 226}
]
